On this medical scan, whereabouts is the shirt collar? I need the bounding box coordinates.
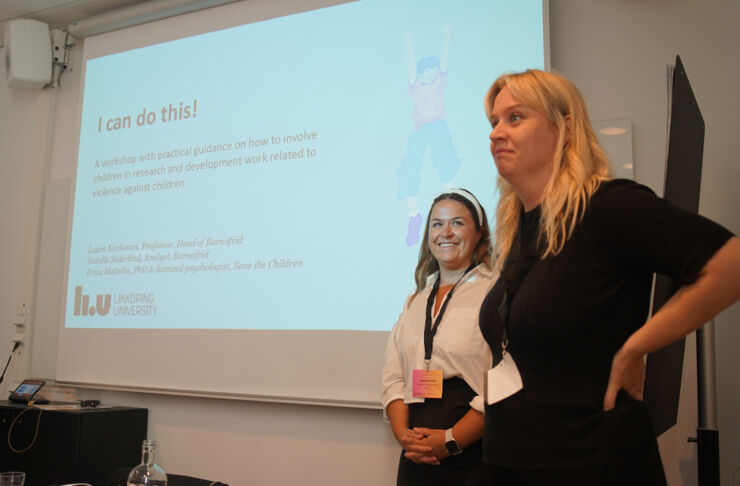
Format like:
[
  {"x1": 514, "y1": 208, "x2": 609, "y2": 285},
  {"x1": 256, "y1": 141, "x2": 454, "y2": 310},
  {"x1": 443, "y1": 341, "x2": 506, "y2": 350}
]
[{"x1": 424, "y1": 262, "x2": 493, "y2": 289}]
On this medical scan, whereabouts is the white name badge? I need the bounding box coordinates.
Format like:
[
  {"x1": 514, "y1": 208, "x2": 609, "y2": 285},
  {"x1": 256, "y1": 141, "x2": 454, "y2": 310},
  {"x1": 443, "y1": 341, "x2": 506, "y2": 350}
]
[{"x1": 485, "y1": 352, "x2": 523, "y2": 405}]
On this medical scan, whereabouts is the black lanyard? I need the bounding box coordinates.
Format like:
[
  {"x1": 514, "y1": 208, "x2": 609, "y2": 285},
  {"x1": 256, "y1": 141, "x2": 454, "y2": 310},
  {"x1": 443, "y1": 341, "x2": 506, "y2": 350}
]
[
  {"x1": 423, "y1": 263, "x2": 477, "y2": 363},
  {"x1": 497, "y1": 210, "x2": 540, "y2": 347}
]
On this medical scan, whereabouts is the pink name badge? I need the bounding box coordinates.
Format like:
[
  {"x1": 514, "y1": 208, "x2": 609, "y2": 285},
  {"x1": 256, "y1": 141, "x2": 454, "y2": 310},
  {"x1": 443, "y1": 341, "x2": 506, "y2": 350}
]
[{"x1": 412, "y1": 369, "x2": 443, "y2": 398}]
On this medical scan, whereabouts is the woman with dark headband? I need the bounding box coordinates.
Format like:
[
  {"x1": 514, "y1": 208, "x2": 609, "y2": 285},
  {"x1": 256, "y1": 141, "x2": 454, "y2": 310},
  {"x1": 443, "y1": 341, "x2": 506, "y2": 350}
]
[{"x1": 382, "y1": 188, "x2": 497, "y2": 485}]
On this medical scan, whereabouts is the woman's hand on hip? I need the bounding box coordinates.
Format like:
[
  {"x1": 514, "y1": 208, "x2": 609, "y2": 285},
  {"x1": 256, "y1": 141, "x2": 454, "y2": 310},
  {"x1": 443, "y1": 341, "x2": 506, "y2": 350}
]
[{"x1": 603, "y1": 346, "x2": 645, "y2": 411}]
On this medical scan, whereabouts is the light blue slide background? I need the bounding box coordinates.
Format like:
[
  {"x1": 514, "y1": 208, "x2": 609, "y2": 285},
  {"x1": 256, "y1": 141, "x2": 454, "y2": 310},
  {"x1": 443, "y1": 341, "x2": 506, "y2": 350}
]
[{"x1": 67, "y1": 0, "x2": 545, "y2": 330}]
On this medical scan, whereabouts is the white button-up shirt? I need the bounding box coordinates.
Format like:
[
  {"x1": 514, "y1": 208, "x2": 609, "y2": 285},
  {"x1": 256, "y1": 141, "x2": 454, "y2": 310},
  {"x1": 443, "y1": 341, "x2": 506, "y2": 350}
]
[{"x1": 381, "y1": 263, "x2": 497, "y2": 418}]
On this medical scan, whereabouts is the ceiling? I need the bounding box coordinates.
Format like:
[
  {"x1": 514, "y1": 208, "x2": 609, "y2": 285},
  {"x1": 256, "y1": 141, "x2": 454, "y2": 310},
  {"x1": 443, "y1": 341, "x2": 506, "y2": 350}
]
[{"x1": 0, "y1": 0, "x2": 150, "y2": 45}]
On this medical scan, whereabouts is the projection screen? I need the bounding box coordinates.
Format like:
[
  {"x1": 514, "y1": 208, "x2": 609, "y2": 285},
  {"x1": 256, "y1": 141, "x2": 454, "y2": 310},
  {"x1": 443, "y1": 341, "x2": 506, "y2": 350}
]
[{"x1": 57, "y1": 0, "x2": 549, "y2": 406}]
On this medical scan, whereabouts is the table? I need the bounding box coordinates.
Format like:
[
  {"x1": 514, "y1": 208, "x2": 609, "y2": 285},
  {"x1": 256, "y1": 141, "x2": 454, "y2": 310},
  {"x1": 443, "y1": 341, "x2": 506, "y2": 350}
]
[{"x1": 0, "y1": 402, "x2": 147, "y2": 486}]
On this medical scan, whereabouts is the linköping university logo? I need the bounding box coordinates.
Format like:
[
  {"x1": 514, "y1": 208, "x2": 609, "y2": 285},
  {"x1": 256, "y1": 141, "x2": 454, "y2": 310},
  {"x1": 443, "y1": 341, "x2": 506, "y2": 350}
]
[{"x1": 73, "y1": 286, "x2": 111, "y2": 316}]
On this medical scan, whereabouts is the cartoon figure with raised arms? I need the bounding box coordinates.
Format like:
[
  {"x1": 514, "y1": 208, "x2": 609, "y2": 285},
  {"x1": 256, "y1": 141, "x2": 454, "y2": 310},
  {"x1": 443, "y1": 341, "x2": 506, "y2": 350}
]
[{"x1": 397, "y1": 26, "x2": 462, "y2": 246}]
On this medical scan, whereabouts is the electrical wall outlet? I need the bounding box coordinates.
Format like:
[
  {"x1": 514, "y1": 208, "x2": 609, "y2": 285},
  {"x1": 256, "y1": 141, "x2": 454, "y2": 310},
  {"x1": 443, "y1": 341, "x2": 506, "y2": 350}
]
[{"x1": 12, "y1": 319, "x2": 26, "y2": 344}]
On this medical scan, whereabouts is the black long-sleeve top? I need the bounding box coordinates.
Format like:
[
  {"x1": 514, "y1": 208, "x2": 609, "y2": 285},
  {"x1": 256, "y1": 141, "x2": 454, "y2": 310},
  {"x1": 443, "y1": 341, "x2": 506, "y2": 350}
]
[{"x1": 479, "y1": 179, "x2": 733, "y2": 468}]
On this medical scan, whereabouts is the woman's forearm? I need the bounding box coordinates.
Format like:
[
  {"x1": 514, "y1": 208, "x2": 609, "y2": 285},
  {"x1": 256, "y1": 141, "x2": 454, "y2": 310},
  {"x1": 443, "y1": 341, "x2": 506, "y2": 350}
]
[
  {"x1": 623, "y1": 237, "x2": 740, "y2": 357},
  {"x1": 386, "y1": 399, "x2": 410, "y2": 443},
  {"x1": 451, "y1": 408, "x2": 485, "y2": 449}
]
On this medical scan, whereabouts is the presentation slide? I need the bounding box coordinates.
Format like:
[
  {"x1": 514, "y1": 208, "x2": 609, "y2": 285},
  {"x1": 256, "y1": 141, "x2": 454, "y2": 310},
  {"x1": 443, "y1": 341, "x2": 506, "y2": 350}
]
[
  {"x1": 65, "y1": 0, "x2": 545, "y2": 333},
  {"x1": 57, "y1": 0, "x2": 546, "y2": 404}
]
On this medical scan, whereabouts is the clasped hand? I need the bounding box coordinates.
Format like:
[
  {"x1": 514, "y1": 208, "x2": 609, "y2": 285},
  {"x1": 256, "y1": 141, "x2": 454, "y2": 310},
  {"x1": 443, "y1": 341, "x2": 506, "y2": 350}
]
[{"x1": 398, "y1": 427, "x2": 448, "y2": 465}]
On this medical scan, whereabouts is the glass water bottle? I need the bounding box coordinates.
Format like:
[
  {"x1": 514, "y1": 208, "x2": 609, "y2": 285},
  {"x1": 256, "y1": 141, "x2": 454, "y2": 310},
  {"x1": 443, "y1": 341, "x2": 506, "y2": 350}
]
[{"x1": 127, "y1": 439, "x2": 168, "y2": 486}]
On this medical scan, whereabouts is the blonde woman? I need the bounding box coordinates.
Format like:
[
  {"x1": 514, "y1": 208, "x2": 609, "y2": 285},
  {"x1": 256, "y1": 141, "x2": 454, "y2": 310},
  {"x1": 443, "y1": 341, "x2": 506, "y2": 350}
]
[{"x1": 475, "y1": 70, "x2": 740, "y2": 485}]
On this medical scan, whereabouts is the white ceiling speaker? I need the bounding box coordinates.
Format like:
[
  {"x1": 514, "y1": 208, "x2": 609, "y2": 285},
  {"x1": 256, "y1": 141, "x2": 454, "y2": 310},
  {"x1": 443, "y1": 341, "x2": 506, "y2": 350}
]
[{"x1": 4, "y1": 19, "x2": 52, "y2": 89}]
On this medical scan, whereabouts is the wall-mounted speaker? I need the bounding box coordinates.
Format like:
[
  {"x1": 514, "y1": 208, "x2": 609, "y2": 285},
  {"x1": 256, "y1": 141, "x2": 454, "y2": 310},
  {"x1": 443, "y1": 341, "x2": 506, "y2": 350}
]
[{"x1": 4, "y1": 19, "x2": 52, "y2": 89}]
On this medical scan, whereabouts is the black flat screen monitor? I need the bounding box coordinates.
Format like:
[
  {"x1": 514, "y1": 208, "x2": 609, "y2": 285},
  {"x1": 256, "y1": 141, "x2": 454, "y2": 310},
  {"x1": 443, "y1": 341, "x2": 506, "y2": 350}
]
[{"x1": 644, "y1": 55, "x2": 705, "y2": 436}]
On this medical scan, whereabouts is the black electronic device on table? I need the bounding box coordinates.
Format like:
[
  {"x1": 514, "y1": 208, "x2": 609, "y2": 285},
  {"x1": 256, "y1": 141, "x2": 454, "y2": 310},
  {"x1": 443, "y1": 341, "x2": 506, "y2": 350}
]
[{"x1": 8, "y1": 378, "x2": 49, "y2": 404}]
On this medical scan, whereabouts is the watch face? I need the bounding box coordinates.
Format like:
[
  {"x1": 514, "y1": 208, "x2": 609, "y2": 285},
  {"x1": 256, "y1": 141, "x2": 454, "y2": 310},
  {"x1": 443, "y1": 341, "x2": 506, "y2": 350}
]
[{"x1": 445, "y1": 439, "x2": 461, "y2": 455}]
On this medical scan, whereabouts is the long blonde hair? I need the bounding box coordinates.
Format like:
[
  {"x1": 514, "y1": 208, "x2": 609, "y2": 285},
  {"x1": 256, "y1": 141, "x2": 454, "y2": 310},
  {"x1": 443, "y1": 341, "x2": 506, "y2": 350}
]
[{"x1": 484, "y1": 70, "x2": 611, "y2": 267}]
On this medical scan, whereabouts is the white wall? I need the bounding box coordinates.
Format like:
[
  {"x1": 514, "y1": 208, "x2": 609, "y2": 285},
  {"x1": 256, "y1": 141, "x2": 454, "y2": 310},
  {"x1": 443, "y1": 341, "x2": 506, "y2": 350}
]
[
  {"x1": 1, "y1": 1, "x2": 738, "y2": 484},
  {"x1": 0, "y1": 63, "x2": 54, "y2": 401}
]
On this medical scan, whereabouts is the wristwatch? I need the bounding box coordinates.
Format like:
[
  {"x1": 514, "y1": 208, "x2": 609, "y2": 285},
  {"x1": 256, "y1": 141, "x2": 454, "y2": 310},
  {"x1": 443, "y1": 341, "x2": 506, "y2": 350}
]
[{"x1": 444, "y1": 428, "x2": 463, "y2": 456}]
